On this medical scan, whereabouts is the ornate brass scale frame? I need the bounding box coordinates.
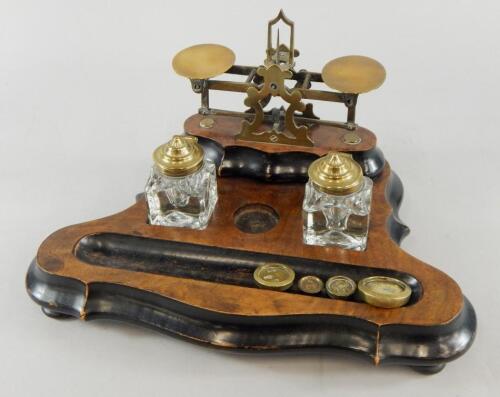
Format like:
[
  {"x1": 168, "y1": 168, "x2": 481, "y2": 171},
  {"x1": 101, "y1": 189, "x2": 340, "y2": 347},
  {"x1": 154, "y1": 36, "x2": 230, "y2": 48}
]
[
  {"x1": 183, "y1": 10, "x2": 367, "y2": 147},
  {"x1": 26, "y1": 10, "x2": 476, "y2": 374}
]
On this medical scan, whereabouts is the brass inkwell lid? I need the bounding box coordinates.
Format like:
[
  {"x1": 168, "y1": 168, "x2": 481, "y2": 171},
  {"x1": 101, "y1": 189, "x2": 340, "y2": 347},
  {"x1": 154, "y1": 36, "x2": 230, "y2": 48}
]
[
  {"x1": 153, "y1": 135, "x2": 204, "y2": 177},
  {"x1": 308, "y1": 152, "x2": 364, "y2": 195}
]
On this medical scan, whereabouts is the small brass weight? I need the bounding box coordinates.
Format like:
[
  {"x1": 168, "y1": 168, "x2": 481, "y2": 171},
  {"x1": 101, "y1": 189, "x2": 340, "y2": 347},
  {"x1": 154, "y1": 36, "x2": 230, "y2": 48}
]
[{"x1": 172, "y1": 9, "x2": 386, "y2": 148}]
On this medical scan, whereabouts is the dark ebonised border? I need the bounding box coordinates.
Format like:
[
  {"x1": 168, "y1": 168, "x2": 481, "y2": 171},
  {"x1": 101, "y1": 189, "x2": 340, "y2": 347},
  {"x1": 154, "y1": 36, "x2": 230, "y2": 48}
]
[
  {"x1": 386, "y1": 172, "x2": 410, "y2": 245},
  {"x1": 26, "y1": 259, "x2": 476, "y2": 372},
  {"x1": 197, "y1": 136, "x2": 386, "y2": 182}
]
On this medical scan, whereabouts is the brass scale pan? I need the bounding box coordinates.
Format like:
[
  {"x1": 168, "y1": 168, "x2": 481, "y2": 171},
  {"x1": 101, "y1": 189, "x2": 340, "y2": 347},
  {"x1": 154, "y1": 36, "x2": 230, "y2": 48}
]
[
  {"x1": 172, "y1": 43, "x2": 385, "y2": 93},
  {"x1": 172, "y1": 43, "x2": 236, "y2": 79},
  {"x1": 321, "y1": 55, "x2": 386, "y2": 93}
]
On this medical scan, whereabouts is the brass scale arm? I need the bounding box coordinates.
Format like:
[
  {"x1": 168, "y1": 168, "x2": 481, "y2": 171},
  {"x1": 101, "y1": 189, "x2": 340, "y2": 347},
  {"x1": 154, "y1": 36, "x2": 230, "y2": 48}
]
[{"x1": 190, "y1": 64, "x2": 358, "y2": 131}]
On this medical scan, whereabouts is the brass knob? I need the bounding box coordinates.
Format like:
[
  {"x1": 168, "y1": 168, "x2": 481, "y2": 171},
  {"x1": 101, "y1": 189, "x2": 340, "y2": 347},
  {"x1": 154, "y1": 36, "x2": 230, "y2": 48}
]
[
  {"x1": 308, "y1": 152, "x2": 364, "y2": 195},
  {"x1": 153, "y1": 135, "x2": 204, "y2": 177}
]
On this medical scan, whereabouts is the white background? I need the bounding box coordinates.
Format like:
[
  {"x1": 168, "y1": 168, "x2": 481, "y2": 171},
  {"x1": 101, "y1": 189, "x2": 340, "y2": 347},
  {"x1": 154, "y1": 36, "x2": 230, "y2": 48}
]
[{"x1": 1, "y1": 0, "x2": 499, "y2": 396}]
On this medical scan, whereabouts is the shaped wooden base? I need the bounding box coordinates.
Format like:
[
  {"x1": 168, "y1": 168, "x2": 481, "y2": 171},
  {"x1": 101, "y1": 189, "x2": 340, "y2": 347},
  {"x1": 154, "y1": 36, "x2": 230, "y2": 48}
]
[{"x1": 26, "y1": 162, "x2": 476, "y2": 374}]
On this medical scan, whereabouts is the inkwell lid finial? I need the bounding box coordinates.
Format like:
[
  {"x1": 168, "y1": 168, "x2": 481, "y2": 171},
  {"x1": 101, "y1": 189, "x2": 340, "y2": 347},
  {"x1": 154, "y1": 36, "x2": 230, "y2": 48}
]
[
  {"x1": 308, "y1": 152, "x2": 364, "y2": 195},
  {"x1": 153, "y1": 135, "x2": 204, "y2": 177}
]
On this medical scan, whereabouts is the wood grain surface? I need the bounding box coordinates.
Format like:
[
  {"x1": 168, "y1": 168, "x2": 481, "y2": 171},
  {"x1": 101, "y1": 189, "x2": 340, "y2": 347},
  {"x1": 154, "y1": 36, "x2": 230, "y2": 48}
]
[
  {"x1": 185, "y1": 113, "x2": 377, "y2": 154},
  {"x1": 35, "y1": 163, "x2": 463, "y2": 327}
]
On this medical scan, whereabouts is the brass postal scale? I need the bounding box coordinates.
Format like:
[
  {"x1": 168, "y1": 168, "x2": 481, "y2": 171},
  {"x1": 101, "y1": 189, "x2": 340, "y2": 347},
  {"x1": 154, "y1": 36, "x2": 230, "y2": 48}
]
[{"x1": 26, "y1": 11, "x2": 476, "y2": 374}]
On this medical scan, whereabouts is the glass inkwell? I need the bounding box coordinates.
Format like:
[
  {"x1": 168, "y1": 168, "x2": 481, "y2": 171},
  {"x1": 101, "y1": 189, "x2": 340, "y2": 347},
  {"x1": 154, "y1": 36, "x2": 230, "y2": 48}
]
[
  {"x1": 303, "y1": 152, "x2": 373, "y2": 251},
  {"x1": 145, "y1": 135, "x2": 218, "y2": 229}
]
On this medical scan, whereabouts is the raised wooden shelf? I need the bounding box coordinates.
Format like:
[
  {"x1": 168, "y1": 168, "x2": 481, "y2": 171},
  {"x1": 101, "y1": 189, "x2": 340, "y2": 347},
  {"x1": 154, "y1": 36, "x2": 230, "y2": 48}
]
[{"x1": 185, "y1": 113, "x2": 377, "y2": 154}]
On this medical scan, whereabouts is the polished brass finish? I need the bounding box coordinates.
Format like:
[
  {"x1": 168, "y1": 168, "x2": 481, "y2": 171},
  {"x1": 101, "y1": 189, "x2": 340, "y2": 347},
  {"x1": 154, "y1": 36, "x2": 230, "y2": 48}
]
[
  {"x1": 343, "y1": 132, "x2": 362, "y2": 145},
  {"x1": 199, "y1": 117, "x2": 215, "y2": 129},
  {"x1": 308, "y1": 152, "x2": 364, "y2": 195},
  {"x1": 253, "y1": 263, "x2": 295, "y2": 291},
  {"x1": 325, "y1": 276, "x2": 357, "y2": 299},
  {"x1": 206, "y1": 108, "x2": 354, "y2": 130},
  {"x1": 358, "y1": 276, "x2": 411, "y2": 308},
  {"x1": 265, "y1": 10, "x2": 296, "y2": 70},
  {"x1": 153, "y1": 135, "x2": 204, "y2": 177},
  {"x1": 237, "y1": 64, "x2": 312, "y2": 147},
  {"x1": 321, "y1": 55, "x2": 386, "y2": 93},
  {"x1": 175, "y1": 13, "x2": 386, "y2": 145},
  {"x1": 207, "y1": 79, "x2": 357, "y2": 128},
  {"x1": 298, "y1": 275, "x2": 324, "y2": 294},
  {"x1": 172, "y1": 44, "x2": 235, "y2": 79}
]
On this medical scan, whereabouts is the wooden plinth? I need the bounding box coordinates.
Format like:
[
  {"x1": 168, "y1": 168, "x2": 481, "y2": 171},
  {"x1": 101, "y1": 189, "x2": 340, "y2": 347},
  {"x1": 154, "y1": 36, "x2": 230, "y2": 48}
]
[{"x1": 26, "y1": 163, "x2": 476, "y2": 373}]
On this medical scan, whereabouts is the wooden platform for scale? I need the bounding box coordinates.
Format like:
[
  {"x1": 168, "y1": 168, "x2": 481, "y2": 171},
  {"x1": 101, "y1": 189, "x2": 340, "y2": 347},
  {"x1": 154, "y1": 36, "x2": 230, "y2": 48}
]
[{"x1": 26, "y1": 115, "x2": 476, "y2": 374}]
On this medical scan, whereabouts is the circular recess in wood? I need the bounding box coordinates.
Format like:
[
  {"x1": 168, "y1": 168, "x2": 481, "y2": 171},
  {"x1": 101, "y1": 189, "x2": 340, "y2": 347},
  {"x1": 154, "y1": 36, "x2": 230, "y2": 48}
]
[{"x1": 234, "y1": 204, "x2": 279, "y2": 234}]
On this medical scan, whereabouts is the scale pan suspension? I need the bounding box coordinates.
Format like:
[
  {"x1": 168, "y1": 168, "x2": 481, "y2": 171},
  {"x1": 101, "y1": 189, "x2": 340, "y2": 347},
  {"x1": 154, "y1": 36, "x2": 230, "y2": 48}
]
[
  {"x1": 321, "y1": 55, "x2": 386, "y2": 93},
  {"x1": 172, "y1": 43, "x2": 236, "y2": 79}
]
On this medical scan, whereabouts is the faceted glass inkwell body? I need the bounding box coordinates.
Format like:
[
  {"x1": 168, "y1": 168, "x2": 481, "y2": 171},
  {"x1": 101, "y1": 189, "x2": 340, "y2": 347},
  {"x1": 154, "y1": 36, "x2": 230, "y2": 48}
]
[
  {"x1": 303, "y1": 152, "x2": 373, "y2": 251},
  {"x1": 145, "y1": 135, "x2": 217, "y2": 230}
]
